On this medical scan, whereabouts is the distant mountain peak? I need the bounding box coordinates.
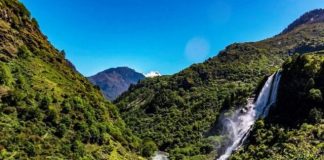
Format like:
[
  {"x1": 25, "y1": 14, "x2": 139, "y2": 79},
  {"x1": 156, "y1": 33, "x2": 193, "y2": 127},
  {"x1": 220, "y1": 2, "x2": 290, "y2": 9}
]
[
  {"x1": 281, "y1": 9, "x2": 324, "y2": 34},
  {"x1": 88, "y1": 67, "x2": 145, "y2": 100},
  {"x1": 100, "y1": 66, "x2": 135, "y2": 74},
  {"x1": 145, "y1": 71, "x2": 161, "y2": 78}
]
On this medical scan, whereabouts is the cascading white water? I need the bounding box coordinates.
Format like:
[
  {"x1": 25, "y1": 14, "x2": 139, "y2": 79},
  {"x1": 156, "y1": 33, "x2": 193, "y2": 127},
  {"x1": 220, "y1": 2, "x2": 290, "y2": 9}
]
[
  {"x1": 152, "y1": 152, "x2": 169, "y2": 160},
  {"x1": 217, "y1": 72, "x2": 281, "y2": 160}
]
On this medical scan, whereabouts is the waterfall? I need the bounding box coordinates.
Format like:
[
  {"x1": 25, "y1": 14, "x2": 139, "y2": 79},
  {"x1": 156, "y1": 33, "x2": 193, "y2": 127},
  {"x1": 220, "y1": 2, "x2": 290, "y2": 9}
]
[
  {"x1": 152, "y1": 152, "x2": 169, "y2": 160},
  {"x1": 217, "y1": 72, "x2": 281, "y2": 160}
]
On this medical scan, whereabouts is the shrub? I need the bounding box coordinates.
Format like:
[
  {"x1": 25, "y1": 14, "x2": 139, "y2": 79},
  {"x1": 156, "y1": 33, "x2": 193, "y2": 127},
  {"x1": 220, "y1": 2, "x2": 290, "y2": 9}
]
[
  {"x1": 61, "y1": 101, "x2": 72, "y2": 113},
  {"x1": 31, "y1": 18, "x2": 38, "y2": 27},
  {"x1": 100, "y1": 133, "x2": 111, "y2": 145},
  {"x1": 16, "y1": 1, "x2": 31, "y2": 18},
  {"x1": 0, "y1": 63, "x2": 13, "y2": 86},
  {"x1": 200, "y1": 145, "x2": 213, "y2": 154},
  {"x1": 18, "y1": 45, "x2": 32, "y2": 58},
  {"x1": 107, "y1": 123, "x2": 126, "y2": 145},
  {"x1": 89, "y1": 125, "x2": 100, "y2": 143},
  {"x1": 71, "y1": 140, "x2": 85, "y2": 157},
  {"x1": 308, "y1": 108, "x2": 323, "y2": 123},
  {"x1": 141, "y1": 139, "x2": 158, "y2": 157},
  {"x1": 72, "y1": 96, "x2": 85, "y2": 111},
  {"x1": 2, "y1": 90, "x2": 26, "y2": 106},
  {"x1": 16, "y1": 74, "x2": 27, "y2": 89},
  {"x1": 25, "y1": 141, "x2": 36, "y2": 156},
  {"x1": 60, "y1": 50, "x2": 66, "y2": 57},
  {"x1": 22, "y1": 107, "x2": 41, "y2": 121},
  {"x1": 61, "y1": 116, "x2": 72, "y2": 127},
  {"x1": 55, "y1": 124, "x2": 67, "y2": 138},
  {"x1": 40, "y1": 96, "x2": 52, "y2": 110},
  {"x1": 45, "y1": 108, "x2": 59, "y2": 125},
  {"x1": 2, "y1": 106, "x2": 16, "y2": 114},
  {"x1": 74, "y1": 122, "x2": 88, "y2": 132},
  {"x1": 308, "y1": 88, "x2": 322, "y2": 103}
]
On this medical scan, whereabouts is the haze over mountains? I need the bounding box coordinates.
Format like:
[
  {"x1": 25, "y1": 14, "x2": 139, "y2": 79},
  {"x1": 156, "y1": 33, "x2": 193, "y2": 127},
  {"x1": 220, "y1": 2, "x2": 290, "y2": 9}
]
[{"x1": 0, "y1": 0, "x2": 323, "y2": 160}]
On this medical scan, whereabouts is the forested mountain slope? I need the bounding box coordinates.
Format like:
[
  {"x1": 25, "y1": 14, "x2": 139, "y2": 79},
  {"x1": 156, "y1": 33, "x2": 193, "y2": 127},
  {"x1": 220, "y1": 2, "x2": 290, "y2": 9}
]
[
  {"x1": 0, "y1": 0, "x2": 142, "y2": 159},
  {"x1": 116, "y1": 9, "x2": 324, "y2": 159},
  {"x1": 231, "y1": 53, "x2": 324, "y2": 160}
]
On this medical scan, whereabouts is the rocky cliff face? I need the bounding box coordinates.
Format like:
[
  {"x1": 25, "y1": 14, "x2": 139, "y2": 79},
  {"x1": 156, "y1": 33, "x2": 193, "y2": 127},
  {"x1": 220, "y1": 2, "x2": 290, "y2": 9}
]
[{"x1": 89, "y1": 67, "x2": 145, "y2": 101}]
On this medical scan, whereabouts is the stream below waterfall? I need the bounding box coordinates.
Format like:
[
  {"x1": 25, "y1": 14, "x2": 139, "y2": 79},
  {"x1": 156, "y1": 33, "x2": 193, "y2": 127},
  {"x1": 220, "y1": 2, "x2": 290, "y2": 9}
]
[{"x1": 152, "y1": 151, "x2": 169, "y2": 160}]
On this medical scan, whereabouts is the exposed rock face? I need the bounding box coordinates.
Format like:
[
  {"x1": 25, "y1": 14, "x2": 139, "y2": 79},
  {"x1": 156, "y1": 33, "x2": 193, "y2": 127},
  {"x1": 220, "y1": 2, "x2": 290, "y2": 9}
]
[{"x1": 88, "y1": 67, "x2": 145, "y2": 101}]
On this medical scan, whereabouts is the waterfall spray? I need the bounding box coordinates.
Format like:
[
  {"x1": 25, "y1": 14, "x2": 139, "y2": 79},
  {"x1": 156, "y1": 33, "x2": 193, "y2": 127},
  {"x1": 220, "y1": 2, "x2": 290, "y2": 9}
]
[{"x1": 217, "y1": 72, "x2": 281, "y2": 160}]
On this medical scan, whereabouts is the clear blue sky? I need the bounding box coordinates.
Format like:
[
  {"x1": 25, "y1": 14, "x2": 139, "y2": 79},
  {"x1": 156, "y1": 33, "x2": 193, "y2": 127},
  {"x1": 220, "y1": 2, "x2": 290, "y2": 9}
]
[{"x1": 20, "y1": 0, "x2": 324, "y2": 76}]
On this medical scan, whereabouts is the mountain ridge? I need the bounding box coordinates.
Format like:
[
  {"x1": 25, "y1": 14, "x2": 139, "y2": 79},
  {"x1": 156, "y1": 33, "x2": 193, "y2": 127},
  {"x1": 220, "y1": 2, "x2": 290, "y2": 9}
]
[
  {"x1": 281, "y1": 8, "x2": 324, "y2": 35},
  {"x1": 88, "y1": 67, "x2": 145, "y2": 101}
]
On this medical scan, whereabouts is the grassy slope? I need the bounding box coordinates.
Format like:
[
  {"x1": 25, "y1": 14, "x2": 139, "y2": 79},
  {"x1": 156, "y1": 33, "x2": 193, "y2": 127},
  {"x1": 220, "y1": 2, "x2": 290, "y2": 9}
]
[
  {"x1": 0, "y1": 0, "x2": 142, "y2": 159},
  {"x1": 116, "y1": 19, "x2": 324, "y2": 159}
]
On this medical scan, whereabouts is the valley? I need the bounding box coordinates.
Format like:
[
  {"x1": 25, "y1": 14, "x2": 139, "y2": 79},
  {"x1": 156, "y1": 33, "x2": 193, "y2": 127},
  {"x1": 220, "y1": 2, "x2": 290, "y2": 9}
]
[
  {"x1": 0, "y1": 1, "x2": 323, "y2": 160},
  {"x1": 115, "y1": 9, "x2": 324, "y2": 159}
]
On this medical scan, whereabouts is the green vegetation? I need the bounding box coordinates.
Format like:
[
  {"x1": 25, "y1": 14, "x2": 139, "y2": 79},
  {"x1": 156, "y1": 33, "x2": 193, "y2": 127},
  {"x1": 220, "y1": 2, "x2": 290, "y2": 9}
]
[
  {"x1": 272, "y1": 53, "x2": 324, "y2": 126},
  {"x1": 231, "y1": 53, "x2": 324, "y2": 159},
  {"x1": 0, "y1": 0, "x2": 143, "y2": 159},
  {"x1": 116, "y1": 13, "x2": 324, "y2": 159},
  {"x1": 116, "y1": 37, "x2": 285, "y2": 159},
  {"x1": 231, "y1": 121, "x2": 323, "y2": 160},
  {"x1": 1, "y1": 0, "x2": 324, "y2": 159},
  {"x1": 141, "y1": 139, "x2": 158, "y2": 157}
]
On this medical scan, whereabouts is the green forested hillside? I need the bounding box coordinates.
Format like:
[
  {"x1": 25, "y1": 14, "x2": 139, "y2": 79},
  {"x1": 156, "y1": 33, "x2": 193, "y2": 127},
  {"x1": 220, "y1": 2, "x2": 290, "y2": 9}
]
[
  {"x1": 116, "y1": 10, "x2": 324, "y2": 159},
  {"x1": 231, "y1": 53, "x2": 324, "y2": 160},
  {"x1": 1, "y1": 1, "x2": 323, "y2": 159},
  {"x1": 0, "y1": 0, "x2": 142, "y2": 159}
]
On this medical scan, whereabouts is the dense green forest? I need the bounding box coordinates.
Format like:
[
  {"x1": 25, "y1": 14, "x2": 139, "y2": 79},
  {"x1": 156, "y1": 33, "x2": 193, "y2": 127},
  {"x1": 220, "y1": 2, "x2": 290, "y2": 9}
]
[
  {"x1": 231, "y1": 53, "x2": 324, "y2": 160},
  {"x1": 116, "y1": 10, "x2": 324, "y2": 159},
  {"x1": 0, "y1": 0, "x2": 323, "y2": 159},
  {"x1": 0, "y1": 0, "x2": 143, "y2": 159}
]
